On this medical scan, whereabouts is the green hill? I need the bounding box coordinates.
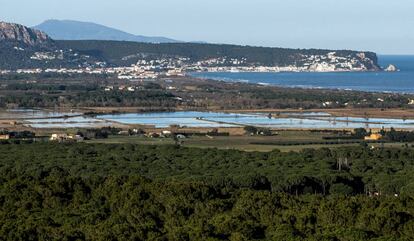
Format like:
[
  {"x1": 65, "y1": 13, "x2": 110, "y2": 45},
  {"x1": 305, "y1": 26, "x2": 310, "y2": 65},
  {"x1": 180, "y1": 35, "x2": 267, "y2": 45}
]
[{"x1": 57, "y1": 40, "x2": 380, "y2": 69}]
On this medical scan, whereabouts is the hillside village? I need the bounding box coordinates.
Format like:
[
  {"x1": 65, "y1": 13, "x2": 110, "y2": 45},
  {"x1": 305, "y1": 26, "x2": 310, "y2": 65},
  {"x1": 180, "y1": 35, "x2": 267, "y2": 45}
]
[{"x1": 0, "y1": 50, "x2": 382, "y2": 80}]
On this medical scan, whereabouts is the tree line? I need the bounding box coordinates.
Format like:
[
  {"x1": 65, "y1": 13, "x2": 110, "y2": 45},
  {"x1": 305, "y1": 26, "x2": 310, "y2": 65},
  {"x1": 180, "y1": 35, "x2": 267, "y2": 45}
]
[{"x1": 1, "y1": 143, "x2": 414, "y2": 239}]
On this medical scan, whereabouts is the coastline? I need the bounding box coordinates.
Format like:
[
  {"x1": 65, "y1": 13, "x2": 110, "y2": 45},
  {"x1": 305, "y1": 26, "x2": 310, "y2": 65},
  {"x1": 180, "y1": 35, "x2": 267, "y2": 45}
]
[{"x1": 187, "y1": 68, "x2": 411, "y2": 94}]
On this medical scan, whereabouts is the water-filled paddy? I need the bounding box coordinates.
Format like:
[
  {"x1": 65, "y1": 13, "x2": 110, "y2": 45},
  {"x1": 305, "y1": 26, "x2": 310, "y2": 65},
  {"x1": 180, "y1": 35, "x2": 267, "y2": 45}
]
[
  {"x1": 25, "y1": 116, "x2": 111, "y2": 129},
  {"x1": 3, "y1": 109, "x2": 414, "y2": 129},
  {"x1": 97, "y1": 111, "x2": 414, "y2": 129},
  {"x1": 96, "y1": 112, "x2": 240, "y2": 128},
  {"x1": 0, "y1": 109, "x2": 79, "y2": 119}
]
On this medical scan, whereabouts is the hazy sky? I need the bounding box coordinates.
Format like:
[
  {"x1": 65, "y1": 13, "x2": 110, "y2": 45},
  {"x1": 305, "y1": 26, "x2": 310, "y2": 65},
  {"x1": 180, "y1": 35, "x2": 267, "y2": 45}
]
[{"x1": 1, "y1": 0, "x2": 413, "y2": 54}]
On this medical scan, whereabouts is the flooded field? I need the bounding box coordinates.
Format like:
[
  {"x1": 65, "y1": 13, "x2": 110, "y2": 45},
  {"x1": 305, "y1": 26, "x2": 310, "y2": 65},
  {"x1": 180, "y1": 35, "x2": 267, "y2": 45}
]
[
  {"x1": 96, "y1": 112, "x2": 239, "y2": 128},
  {"x1": 97, "y1": 111, "x2": 414, "y2": 129},
  {"x1": 0, "y1": 109, "x2": 113, "y2": 129},
  {"x1": 0, "y1": 109, "x2": 79, "y2": 119},
  {"x1": 2, "y1": 109, "x2": 414, "y2": 129},
  {"x1": 25, "y1": 116, "x2": 112, "y2": 129}
]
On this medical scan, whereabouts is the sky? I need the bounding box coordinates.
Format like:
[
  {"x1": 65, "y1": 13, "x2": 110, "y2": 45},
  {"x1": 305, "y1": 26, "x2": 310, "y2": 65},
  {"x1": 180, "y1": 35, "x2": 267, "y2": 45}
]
[{"x1": 1, "y1": 0, "x2": 413, "y2": 54}]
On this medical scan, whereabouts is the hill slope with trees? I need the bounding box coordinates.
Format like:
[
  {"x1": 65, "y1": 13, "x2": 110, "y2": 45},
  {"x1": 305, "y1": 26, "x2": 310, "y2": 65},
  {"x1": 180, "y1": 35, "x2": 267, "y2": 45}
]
[{"x1": 57, "y1": 40, "x2": 380, "y2": 69}]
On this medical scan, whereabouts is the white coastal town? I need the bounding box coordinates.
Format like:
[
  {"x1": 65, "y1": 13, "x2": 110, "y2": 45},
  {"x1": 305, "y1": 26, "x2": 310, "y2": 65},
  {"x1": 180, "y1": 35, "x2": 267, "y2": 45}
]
[{"x1": 1, "y1": 51, "x2": 393, "y2": 80}]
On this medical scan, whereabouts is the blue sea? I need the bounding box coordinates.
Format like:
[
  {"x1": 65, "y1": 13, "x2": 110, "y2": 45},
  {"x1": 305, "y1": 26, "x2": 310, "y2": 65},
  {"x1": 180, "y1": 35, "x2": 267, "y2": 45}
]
[{"x1": 191, "y1": 55, "x2": 414, "y2": 93}]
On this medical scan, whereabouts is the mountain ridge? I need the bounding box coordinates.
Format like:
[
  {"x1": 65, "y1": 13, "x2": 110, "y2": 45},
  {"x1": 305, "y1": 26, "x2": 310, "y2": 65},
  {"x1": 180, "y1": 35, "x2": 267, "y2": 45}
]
[
  {"x1": 33, "y1": 19, "x2": 179, "y2": 43},
  {"x1": 0, "y1": 21, "x2": 52, "y2": 46}
]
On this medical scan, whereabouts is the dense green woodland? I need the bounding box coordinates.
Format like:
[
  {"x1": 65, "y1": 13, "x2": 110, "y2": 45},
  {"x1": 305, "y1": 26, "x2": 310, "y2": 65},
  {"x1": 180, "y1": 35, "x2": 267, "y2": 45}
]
[
  {"x1": 0, "y1": 89, "x2": 177, "y2": 108},
  {"x1": 1, "y1": 143, "x2": 414, "y2": 240},
  {"x1": 0, "y1": 81, "x2": 178, "y2": 108}
]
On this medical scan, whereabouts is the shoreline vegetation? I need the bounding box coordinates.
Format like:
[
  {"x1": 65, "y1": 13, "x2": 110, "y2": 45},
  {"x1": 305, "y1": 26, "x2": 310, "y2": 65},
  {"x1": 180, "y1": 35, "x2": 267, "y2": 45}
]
[{"x1": 1, "y1": 75, "x2": 414, "y2": 109}]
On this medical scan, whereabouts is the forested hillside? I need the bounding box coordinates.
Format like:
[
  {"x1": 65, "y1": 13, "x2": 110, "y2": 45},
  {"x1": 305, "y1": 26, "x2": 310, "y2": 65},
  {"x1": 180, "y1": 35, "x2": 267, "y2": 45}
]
[
  {"x1": 0, "y1": 41, "x2": 92, "y2": 70},
  {"x1": 57, "y1": 40, "x2": 380, "y2": 68},
  {"x1": 1, "y1": 143, "x2": 414, "y2": 240}
]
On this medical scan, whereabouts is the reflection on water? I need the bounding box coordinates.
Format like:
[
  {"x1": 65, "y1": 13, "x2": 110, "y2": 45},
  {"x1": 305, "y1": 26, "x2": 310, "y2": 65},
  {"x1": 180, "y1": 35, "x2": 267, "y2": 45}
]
[
  {"x1": 206, "y1": 115, "x2": 414, "y2": 129},
  {"x1": 25, "y1": 116, "x2": 111, "y2": 129},
  {"x1": 97, "y1": 112, "x2": 240, "y2": 128},
  {"x1": 97, "y1": 111, "x2": 414, "y2": 129},
  {"x1": 279, "y1": 112, "x2": 332, "y2": 117},
  {"x1": 0, "y1": 109, "x2": 79, "y2": 119},
  {"x1": 27, "y1": 122, "x2": 112, "y2": 129},
  {"x1": 2, "y1": 109, "x2": 414, "y2": 129},
  {"x1": 0, "y1": 109, "x2": 112, "y2": 128}
]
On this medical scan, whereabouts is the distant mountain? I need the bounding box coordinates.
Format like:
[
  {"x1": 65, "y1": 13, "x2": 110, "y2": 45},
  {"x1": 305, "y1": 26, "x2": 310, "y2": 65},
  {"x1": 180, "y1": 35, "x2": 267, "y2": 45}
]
[
  {"x1": 33, "y1": 20, "x2": 179, "y2": 43},
  {"x1": 0, "y1": 21, "x2": 52, "y2": 46},
  {"x1": 0, "y1": 21, "x2": 101, "y2": 70}
]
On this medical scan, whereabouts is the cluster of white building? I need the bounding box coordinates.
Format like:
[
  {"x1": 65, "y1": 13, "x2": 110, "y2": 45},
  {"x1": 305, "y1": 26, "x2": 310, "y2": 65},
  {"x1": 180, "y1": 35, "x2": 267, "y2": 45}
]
[
  {"x1": 188, "y1": 52, "x2": 374, "y2": 73},
  {"x1": 0, "y1": 51, "x2": 378, "y2": 78},
  {"x1": 30, "y1": 51, "x2": 63, "y2": 61},
  {"x1": 50, "y1": 133, "x2": 84, "y2": 142},
  {"x1": 104, "y1": 85, "x2": 145, "y2": 92}
]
